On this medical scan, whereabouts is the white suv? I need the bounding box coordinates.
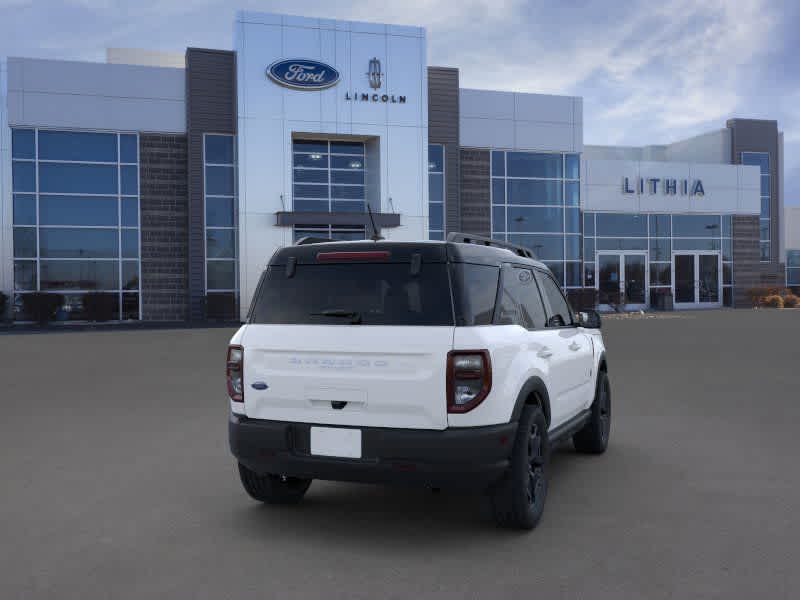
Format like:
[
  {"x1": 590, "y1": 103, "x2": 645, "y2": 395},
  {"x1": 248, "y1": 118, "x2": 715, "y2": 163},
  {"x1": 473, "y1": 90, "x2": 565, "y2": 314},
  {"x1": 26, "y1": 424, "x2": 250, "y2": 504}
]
[{"x1": 227, "y1": 234, "x2": 610, "y2": 529}]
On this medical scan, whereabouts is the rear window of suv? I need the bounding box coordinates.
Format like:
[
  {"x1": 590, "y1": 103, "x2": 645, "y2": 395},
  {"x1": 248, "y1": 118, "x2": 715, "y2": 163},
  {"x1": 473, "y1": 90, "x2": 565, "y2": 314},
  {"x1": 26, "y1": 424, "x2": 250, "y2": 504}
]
[{"x1": 249, "y1": 263, "x2": 454, "y2": 326}]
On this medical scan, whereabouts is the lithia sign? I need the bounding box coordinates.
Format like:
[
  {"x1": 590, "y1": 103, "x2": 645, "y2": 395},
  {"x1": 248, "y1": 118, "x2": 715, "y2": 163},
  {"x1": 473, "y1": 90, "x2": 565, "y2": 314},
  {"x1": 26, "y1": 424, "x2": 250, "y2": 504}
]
[
  {"x1": 266, "y1": 57, "x2": 406, "y2": 103},
  {"x1": 623, "y1": 177, "x2": 705, "y2": 196}
]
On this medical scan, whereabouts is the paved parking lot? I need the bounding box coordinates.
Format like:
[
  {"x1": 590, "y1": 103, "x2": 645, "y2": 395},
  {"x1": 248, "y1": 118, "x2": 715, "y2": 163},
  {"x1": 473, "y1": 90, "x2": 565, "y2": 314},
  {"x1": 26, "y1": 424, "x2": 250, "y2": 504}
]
[{"x1": 1, "y1": 309, "x2": 799, "y2": 599}]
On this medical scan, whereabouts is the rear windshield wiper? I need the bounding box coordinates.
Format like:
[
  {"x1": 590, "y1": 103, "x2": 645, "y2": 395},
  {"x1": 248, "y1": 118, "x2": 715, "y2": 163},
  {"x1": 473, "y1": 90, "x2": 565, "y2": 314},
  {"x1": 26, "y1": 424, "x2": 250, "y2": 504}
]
[{"x1": 310, "y1": 309, "x2": 363, "y2": 324}]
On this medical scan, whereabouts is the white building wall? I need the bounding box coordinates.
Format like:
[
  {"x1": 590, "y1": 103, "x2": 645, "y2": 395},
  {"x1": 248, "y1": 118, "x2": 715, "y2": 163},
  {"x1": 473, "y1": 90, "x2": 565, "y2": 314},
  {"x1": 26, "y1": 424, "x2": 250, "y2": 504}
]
[
  {"x1": 235, "y1": 11, "x2": 429, "y2": 317},
  {"x1": 6, "y1": 57, "x2": 185, "y2": 132},
  {"x1": 459, "y1": 88, "x2": 582, "y2": 152},
  {"x1": 586, "y1": 130, "x2": 731, "y2": 165},
  {"x1": 785, "y1": 206, "x2": 800, "y2": 250}
]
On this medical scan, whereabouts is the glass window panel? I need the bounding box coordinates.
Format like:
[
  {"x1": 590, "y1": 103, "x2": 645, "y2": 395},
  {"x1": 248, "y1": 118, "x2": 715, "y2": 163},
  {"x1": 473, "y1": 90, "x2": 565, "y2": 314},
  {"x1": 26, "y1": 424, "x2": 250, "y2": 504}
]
[
  {"x1": 491, "y1": 151, "x2": 505, "y2": 177},
  {"x1": 787, "y1": 268, "x2": 800, "y2": 285},
  {"x1": 595, "y1": 213, "x2": 647, "y2": 237},
  {"x1": 584, "y1": 262, "x2": 595, "y2": 287},
  {"x1": 40, "y1": 260, "x2": 119, "y2": 290},
  {"x1": 492, "y1": 207, "x2": 505, "y2": 233},
  {"x1": 760, "y1": 175, "x2": 770, "y2": 196},
  {"x1": 331, "y1": 201, "x2": 365, "y2": 213},
  {"x1": 761, "y1": 197, "x2": 770, "y2": 218},
  {"x1": 294, "y1": 183, "x2": 329, "y2": 199},
  {"x1": 39, "y1": 195, "x2": 118, "y2": 226},
  {"x1": 13, "y1": 227, "x2": 37, "y2": 258},
  {"x1": 331, "y1": 155, "x2": 363, "y2": 169},
  {"x1": 508, "y1": 234, "x2": 564, "y2": 261},
  {"x1": 722, "y1": 238, "x2": 732, "y2": 261},
  {"x1": 12, "y1": 161, "x2": 36, "y2": 192},
  {"x1": 293, "y1": 168, "x2": 328, "y2": 184},
  {"x1": 122, "y1": 293, "x2": 140, "y2": 320},
  {"x1": 207, "y1": 260, "x2": 236, "y2": 290},
  {"x1": 672, "y1": 214, "x2": 721, "y2": 237},
  {"x1": 121, "y1": 229, "x2": 139, "y2": 258},
  {"x1": 649, "y1": 214, "x2": 671, "y2": 237},
  {"x1": 122, "y1": 261, "x2": 139, "y2": 290},
  {"x1": 13, "y1": 194, "x2": 36, "y2": 225},
  {"x1": 205, "y1": 166, "x2": 235, "y2": 195},
  {"x1": 428, "y1": 144, "x2": 444, "y2": 172},
  {"x1": 565, "y1": 154, "x2": 580, "y2": 180},
  {"x1": 429, "y1": 203, "x2": 444, "y2": 231},
  {"x1": 760, "y1": 242, "x2": 770, "y2": 261},
  {"x1": 39, "y1": 163, "x2": 118, "y2": 194},
  {"x1": 583, "y1": 237, "x2": 594, "y2": 262},
  {"x1": 583, "y1": 213, "x2": 595, "y2": 237},
  {"x1": 673, "y1": 238, "x2": 721, "y2": 251},
  {"x1": 721, "y1": 215, "x2": 732, "y2": 237},
  {"x1": 330, "y1": 228, "x2": 366, "y2": 241},
  {"x1": 14, "y1": 261, "x2": 37, "y2": 291},
  {"x1": 40, "y1": 228, "x2": 118, "y2": 258},
  {"x1": 205, "y1": 135, "x2": 234, "y2": 164},
  {"x1": 507, "y1": 206, "x2": 563, "y2": 233},
  {"x1": 565, "y1": 208, "x2": 580, "y2": 233},
  {"x1": 507, "y1": 152, "x2": 562, "y2": 178},
  {"x1": 596, "y1": 238, "x2": 647, "y2": 251},
  {"x1": 294, "y1": 199, "x2": 329, "y2": 212},
  {"x1": 723, "y1": 287, "x2": 732, "y2": 307},
  {"x1": 429, "y1": 231, "x2": 444, "y2": 241},
  {"x1": 120, "y1": 134, "x2": 138, "y2": 163},
  {"x1": 330, "y1": 141, "x2": 364, "y2": 155},
  {"x1": 507, "y1": 179, "x2": 562, "y2": 205},
  {"x1": 650, "y1": 263, "x2": 671, "y2": 286},
  {"x1": 332, "y1": 170, "x2": 365, "y2": 185},
  {"x1": 565, "y1": 235, "x2": 581, "y2": 260},
  {"x1": 543, "y1": 262, "x2": 564, "y2": 287},
  {"x1": 331, "y1": 185, "x2": 364, "y2": 200},
  {"x1": 649, "y1": 238, "x2": 671, "y2": 261},
  {"x1": 38, "y1": 131, "x2": 118, "y2": 162},
  {"x1": 565, "y1": 262, "x2": 582, "y2": 287},
  {"x1": 787, "y1": 251, "x2": 800, "y2": 268},
  {"x1": 121, "y1": 165, "x2": 138, "y2": 195},
  {"x1": 741, "y1": 152, "x2": 769, "y2": 174},
  {"x1": 723, "y1": 263, "x2": 732, "y2": 285},
  {"x1": 492, "y1": 179, "x2": 505, "y2": 205},
  {"x1": 293, "y1": 153, "x2": 329, "y2": 168},
  {"x1": 759, "y1": 219, "x2": 770, "y2": 241},
  {"x1": 428, "y1": 173, "x2": 444, "y2": 203},
  {"x1": 565, "y1": 181, "x2": 579, "y2": 206},
  {"x1": 206, "y1": 196, "x2": 234, "y2": 227},
  {"x1": 12, "y1": 129, "x2": 36, "y2": 159},
  {"x1": 207, "y1": 229, "x2": 236, "y2": 258},
  {"x1": 293, "y1": 140, "x2": 328, "y2": 154},
  {"x1": 121, "y1": 198, "x2": 139, "y2": 227}
]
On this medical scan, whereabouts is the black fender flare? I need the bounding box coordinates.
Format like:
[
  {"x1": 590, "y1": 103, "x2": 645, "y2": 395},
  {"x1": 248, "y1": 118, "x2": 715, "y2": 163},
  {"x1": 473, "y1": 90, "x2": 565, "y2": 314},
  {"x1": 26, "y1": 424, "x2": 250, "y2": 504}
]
[
  {"x1": 510, "y1": 377, "x2": 552, "y2": 426},
  {"x1": 597, "y1": 351, "x2": 608, "y2": 373}
]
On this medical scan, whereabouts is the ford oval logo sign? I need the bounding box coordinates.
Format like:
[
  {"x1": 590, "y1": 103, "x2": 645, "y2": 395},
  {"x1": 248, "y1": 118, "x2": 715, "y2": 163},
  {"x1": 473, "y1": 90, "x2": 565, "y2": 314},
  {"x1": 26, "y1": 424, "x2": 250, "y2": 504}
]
[{"x1": 267, "y1": 59, "x2": 340, "y2": 90}]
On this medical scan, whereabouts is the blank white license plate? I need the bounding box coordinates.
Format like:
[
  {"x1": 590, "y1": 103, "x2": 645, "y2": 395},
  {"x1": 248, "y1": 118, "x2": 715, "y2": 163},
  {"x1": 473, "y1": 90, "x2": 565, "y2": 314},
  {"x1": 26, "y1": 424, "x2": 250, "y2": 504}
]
[{"x1": 310, "y1": 427, "x2": 362, "y2": 459}]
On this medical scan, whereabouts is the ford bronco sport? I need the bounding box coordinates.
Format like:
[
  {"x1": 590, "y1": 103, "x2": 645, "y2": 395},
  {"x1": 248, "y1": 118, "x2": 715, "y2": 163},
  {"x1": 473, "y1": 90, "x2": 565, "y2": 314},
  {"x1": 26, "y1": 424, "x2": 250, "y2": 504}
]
[{"x1": 228, "y1": 233, "x2": 610, "y2": 529}]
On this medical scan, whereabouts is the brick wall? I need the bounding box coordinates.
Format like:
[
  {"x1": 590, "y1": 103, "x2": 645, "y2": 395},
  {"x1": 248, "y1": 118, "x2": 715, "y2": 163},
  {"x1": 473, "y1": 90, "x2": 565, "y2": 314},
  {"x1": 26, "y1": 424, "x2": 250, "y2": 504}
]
[
  {"x1": 139, "y1": 134, "x2": 189, "y2": 321},
  {"x1": 732, "y1": 215, "x2": 760, "y2": 307},
  {"x1": 428, "y1": 67, "x2": 461, "y2": 234},
  {"x1": 459, "y1": 149, "x2": 491, "y2": 237}
]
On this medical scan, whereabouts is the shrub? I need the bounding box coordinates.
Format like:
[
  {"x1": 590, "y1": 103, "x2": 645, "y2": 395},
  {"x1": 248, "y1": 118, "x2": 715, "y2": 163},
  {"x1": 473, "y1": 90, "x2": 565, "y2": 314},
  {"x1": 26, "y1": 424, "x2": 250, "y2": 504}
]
[
  {"x1": 83, "y1": 292, "x2": 118, "y2": 322},
  {"x1": 762, "y1": 295, "x2": 784, "y2": 309},
  {"x1": 782, "y1": 294, "x2": 799, "y2": 308},
  {"x1": 0, "y1": 292, "x2": 7, "y2": 322},
  {"x1": 21, "y1": 293, "x2": 65, "y2": 324}
]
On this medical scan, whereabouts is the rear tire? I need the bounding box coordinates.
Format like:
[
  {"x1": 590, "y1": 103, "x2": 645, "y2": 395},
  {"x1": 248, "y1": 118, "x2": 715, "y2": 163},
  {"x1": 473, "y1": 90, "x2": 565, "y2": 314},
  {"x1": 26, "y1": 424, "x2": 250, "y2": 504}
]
[
  {"x1": 491, "y1": 404, "x2": 549, "y2": 530},
  {"x1": 237, "y1": 463, "x2": 311, "y2": 504},
  {"x1": 573, "y1": 370, "x2": 611, "y2": 454}
]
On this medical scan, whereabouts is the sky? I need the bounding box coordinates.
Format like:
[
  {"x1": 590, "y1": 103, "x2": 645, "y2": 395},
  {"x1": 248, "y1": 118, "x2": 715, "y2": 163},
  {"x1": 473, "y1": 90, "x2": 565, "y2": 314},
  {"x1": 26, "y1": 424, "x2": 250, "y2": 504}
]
[{"x1": 1, "y1": 0, "x2": 798, "y2": 205}]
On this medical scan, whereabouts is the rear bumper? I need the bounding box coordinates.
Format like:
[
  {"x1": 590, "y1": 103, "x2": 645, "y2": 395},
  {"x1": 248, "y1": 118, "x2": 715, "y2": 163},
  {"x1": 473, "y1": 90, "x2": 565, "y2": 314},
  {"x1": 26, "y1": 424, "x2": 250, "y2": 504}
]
[{"x1": 229, "y1": 414, "x2": 517, "y2": 489}]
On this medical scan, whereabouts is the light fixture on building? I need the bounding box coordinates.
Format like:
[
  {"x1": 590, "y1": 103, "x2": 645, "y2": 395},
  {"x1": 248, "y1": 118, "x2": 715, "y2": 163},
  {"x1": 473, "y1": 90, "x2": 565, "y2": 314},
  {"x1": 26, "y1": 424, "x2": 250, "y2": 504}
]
[
  {"x1": 310, "y1": 153, "x2": 322, "y2": 160},
  {"x1": 349, "y1": 160, "x2": 362, "y2": 169},
  {"x1": 428, "y1": 162, "x2": 436, "y2": 170}
]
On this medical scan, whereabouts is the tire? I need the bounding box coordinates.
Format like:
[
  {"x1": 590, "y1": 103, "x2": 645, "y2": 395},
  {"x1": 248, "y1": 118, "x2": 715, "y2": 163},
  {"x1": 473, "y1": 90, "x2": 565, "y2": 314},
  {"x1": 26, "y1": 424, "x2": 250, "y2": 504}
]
[
  {"x1": 491, "y1": 404, "x2": 549, "y2": 530},
  {"x1": 573, "y1": 370, "x2": 611, "y2": 454},
  {"x1": 237, "y1": 463, "x2": 311, "y2": 504}
]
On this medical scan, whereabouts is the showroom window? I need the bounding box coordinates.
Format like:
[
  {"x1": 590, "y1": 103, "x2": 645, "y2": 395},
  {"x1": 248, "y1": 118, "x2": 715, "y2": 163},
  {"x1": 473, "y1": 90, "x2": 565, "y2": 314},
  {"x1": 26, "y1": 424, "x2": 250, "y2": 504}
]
[
  {"x1": 11, "y1": 128, "x2": 141, "y2": 321},
  {"x1": 204, "y1": 134, "x2": 238, "y2": 308},
  {"x1": 293, "y1": 225, "x2": 367, "y2": 242},
  {"x1": 292, "y1": 140, "x2": 366, "y2": 213},
  {"x1": 428, "y1": 144, "x2": 445, "y2": 240},
  {"x1": 742, "y1": 152, "x2": 770, "y2": 261},
  {"x1": 491, "y1": 151, "x2": 581, "y2": 287},
  {"x1": 787, "y1": 250, "x2": 800, "y2": 289}
]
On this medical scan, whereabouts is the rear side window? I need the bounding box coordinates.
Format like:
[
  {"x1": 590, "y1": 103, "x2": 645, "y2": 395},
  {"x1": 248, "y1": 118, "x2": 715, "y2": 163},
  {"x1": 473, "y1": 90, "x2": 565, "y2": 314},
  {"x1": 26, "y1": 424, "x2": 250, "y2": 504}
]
[
  {"x1": 451, "y1": 264, "x2": 500, "y2": 326},
  {"x1": 496, "y1": 266, "x2": 547, "y2": 329},
  {"x1": 249, "y1": 263, "x2": 454, "y2": 326},
  {"x1": 536, "y1": 270, "x2": 573, "y2": 326}
]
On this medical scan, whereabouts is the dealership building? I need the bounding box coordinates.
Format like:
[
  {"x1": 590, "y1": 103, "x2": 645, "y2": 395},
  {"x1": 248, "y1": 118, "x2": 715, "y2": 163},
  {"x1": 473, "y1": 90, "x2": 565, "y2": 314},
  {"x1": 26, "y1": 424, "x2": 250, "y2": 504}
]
[{"x1": 0, "y1": 11, "x2": 793, "y2": 322}]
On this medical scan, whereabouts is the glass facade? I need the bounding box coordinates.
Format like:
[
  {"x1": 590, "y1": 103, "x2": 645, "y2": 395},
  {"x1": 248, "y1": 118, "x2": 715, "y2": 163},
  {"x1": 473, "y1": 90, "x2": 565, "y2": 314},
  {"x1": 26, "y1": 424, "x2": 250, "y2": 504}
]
[
  {"x1": 204, "y1": 134, "x2": 239, "y2": 306},
  {"x1": 491, "y1": 150, "x2": 581, "y2": 287},
  {"x1": 428, "y1": 144, "x2": 444, "y2": 240},
  {"x1": 742, "y1": 152, "x2": 770, "y2": 261},
  {"x1": 787, "y1": 250, "x2": 800, "y2": 288},
  {"x1": 11, "y1": 128, "x2": 141, "y2": 320},
  {"x1": 292, "y1": 140, "x2": 366, "y2": 213}
]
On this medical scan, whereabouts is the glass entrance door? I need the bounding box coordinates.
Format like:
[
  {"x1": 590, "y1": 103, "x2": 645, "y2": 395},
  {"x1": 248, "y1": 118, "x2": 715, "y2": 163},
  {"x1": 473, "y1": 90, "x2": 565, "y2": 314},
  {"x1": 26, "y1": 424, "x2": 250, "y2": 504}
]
[
  {"x1": 597, "y1": 252, "x2": 648, "y2": 310},
  {"x1": 673, "y1": 252, "x2": 721, "y2": 308}
]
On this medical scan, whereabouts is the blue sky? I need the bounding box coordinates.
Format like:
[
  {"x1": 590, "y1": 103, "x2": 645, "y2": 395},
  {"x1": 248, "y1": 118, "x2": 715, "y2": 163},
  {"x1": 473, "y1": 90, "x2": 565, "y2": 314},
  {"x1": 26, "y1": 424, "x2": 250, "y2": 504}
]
[{"x1": 2, "y1": 0, "x2": 798, "y2": 205}]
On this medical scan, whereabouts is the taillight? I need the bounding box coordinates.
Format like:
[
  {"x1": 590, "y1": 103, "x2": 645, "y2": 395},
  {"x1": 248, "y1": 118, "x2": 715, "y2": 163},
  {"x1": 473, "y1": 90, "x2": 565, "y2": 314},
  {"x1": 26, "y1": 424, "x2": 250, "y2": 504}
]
[
  {"x1": 447, "y1": 350, "x2": 492, "y2": 413},
  {"x1": 227, "y1": 345, "x2": 244, "y2": 402}
]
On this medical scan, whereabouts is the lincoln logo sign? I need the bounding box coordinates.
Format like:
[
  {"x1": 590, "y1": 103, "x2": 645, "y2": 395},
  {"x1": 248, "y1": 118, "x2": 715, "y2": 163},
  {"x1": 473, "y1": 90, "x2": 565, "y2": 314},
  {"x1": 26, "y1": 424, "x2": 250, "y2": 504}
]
[
  {"x1": 266, "y1": 59, "x2": 340, "y2": 90},
  {"x1": 623, "y1": 177, "x2": 705, "y2": 196}
]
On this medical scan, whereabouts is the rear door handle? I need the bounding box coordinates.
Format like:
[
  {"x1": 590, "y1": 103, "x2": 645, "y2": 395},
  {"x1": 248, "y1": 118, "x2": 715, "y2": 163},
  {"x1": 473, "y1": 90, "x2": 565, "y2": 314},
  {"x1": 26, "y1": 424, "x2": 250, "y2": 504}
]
[
  {"x1": 568, "y1": 341, "x2": 581, "y2": 351},
  {"x1": 537, "y1": 347, "x2": 553, "y2": 359}
]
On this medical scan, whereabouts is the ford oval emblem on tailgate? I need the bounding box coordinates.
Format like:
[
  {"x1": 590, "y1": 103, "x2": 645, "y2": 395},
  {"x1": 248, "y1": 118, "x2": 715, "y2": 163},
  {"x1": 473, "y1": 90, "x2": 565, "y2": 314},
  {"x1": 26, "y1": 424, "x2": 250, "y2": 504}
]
[{"x1": 251, "y1": 382, "x2": 268, "y2": 390}]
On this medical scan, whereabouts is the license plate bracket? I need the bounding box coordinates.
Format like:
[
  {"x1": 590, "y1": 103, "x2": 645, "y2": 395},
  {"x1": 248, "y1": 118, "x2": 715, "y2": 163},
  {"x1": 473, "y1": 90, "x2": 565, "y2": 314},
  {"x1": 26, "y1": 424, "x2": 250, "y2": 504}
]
[{"x1": 310, "y1": 427, "x2": 362, "y2": 459}]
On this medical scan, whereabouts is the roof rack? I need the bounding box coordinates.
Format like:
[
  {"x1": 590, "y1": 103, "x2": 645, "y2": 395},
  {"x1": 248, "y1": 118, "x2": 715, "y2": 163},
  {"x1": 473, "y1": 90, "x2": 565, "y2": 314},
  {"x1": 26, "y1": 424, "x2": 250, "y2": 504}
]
[
  {"x1": 446, "y1": 232, "x2": 536, "y2": 260},
  {"x1": 294, "y1": 236, "x2": 333, "y2": 246}
]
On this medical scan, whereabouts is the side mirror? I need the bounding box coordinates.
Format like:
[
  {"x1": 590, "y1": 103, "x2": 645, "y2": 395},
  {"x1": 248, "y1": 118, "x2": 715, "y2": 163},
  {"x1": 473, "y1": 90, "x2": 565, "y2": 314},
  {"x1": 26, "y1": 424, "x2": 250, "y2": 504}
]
[{"x1": 578, "y1": 310, "x2": 602, "y2": 329}]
